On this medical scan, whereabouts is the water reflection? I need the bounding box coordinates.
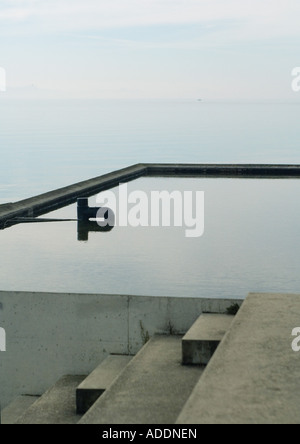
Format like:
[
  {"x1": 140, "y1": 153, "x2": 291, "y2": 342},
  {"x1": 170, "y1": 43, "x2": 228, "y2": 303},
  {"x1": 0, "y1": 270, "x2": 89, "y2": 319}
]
[
  {"x1": 77, "y1": 220, "x2": 114, "y2": 242},
  {"x1": 0, "y1": 177, "x2": 300, "y2": 299},
  {"x1": 77, "y1": 198, "x2": 115, "y2": 241},
  {"x1": 1, "y1": 208, "x2": 115, "y2": 242}
]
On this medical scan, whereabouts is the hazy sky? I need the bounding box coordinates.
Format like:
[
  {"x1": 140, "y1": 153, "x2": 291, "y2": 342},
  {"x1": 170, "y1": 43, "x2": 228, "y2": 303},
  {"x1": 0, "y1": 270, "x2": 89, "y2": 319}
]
[{"x1": 1, "y1": 0, "x2": 300, "y2": 100}]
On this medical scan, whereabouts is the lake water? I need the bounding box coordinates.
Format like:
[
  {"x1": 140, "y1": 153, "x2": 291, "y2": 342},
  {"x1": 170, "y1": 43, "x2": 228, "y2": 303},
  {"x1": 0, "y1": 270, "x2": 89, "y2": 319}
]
[
  {"x1": 0, "y1": 100, "x2": 300, "y2": 298},
  {"x1": 0, "y1": 177, "x2": 299, "y2": 299},
  {"x1": 1, "y1": 100, "x2": 300, "y2": 202}
]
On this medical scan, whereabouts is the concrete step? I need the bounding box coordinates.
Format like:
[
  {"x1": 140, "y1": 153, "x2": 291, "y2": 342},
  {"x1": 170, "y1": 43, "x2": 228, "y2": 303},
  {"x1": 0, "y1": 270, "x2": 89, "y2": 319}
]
[
  {"x1": 79, "y1": 335, "x2": 204, "y2": 425},
  {"x1": 177, "y1": 293, "x2": 300, "y2": 424},
  {"x1": 182, "y1": 314, "x2": 235, "y2": 365},
  {"x1": 1, "y1": 395, "x2": 40, "y2": 425},
  {"x1": 76, "y1": 355, "x2": 133, "y2": 414},
  {"x1": 14, "y1": 375, "x2": 86, "y2": 424}
]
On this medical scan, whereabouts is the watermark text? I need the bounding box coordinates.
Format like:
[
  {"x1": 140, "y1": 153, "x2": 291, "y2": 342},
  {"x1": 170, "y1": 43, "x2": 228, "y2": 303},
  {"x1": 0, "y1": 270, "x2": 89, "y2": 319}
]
[
  {"x1": 292, "y1": 67, "x2": 300, "y2": 92},
  {"x1": 102, "y1": 427, "x2": 198, "y2": 440},
  {"x1": 0, "y1": 67, "x2": 6, "y2": 92},
  {"x1": 96, "y1": 184, "x2": 205, "y2": 238},
  {"x1": 291, "y1": 327, "x2": 300, "y2": 352},
  {"x1": 0, "y1": 327, "x2": 6, "y2": 352}
]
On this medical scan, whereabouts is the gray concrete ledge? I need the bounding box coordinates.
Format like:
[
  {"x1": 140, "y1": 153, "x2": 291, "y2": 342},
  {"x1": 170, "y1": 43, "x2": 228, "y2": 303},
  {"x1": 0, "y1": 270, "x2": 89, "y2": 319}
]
[
  {"x1": 76, "y1": 355, "x2": 133, "y2": 414},
  {"x1": 0, "y1": 164, "x2": 147, "y2": 229},
  {"x1": 1, "y1": 163, "x2": 299, "y2": 229},
  {"x1": 182, "y1": 314, "x2": 235, "y2": 365},
  {"x1": 1, "y1": 395, "x2": 39, "y2": 425},
  {"x1": 177, "y1": 293, "x2": 300, "y2": 424},
  {"x1": 146, "y1": 163, "x2": 300, "y2": 178},
  {"x1": 79, "y1": 335, "x2": 204, "y2": 424},
  {"x1": 15, "y1": 375, "x2": 85, "y2": 424}
]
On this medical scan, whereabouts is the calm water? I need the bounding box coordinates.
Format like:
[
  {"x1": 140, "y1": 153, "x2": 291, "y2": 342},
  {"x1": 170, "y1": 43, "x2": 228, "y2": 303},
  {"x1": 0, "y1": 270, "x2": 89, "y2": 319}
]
[
  {"x1": 0, "y1": 100, "x2": 300, "y2": 202},
  {"x1": 0, "y1": 100, "x2": 300, "y2": 298},
  {"x1": 0, "y1": 177, "x2": 299, "y2": 299}
]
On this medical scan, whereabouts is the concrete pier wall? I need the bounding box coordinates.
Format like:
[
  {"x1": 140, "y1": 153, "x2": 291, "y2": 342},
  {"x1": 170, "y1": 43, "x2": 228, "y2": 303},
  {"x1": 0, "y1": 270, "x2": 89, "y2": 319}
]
[
  {"x1": 0, "y1": 291, "x2": 242, "y2": 409},
  {"x1": 1, "y1": 163, "x2": 300, "y2": 229},
  {"x1": 0, "y1": 164, "x2": 147, "y2": 229}
]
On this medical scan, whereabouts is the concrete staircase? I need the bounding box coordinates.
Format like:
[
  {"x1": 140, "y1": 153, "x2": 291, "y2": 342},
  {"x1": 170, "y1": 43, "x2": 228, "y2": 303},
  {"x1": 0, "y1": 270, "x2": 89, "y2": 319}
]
[
  {"x1": 1, "y1": 396, "x2": 39, "y2": 425},
  {"x1": 76, "y1": 355, "x2": 133, "y2": 415},
  {"x1": 79, "y1": 335, "x2": 203, "y2": 425},
  {"x1": 14, "y1": 376, "x2": 85, "y2": 425},
  {"x1": 182, "y1": 313, "x2": 234, "y2": 365},
  {"x1": 177, "y1": 293, "x2": 300, "y2": 424},
  {"x1": 4, "y1": 293, "x2": 300, "y2": 424},
  {"x1": 2, "y1": 313, "x2": 233, "y2": 425}
]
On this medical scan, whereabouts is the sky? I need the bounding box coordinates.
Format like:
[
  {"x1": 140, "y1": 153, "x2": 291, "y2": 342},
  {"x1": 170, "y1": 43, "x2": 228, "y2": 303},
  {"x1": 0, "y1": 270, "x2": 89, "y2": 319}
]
[{"x1": 0, "y1": 0, "x2": 300, "y2": 100}]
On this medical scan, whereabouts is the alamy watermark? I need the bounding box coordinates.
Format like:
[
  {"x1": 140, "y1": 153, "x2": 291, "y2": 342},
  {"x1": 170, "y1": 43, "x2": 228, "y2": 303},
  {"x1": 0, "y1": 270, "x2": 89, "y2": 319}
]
[
  {"x1": 292, "y1": 67, "x2": 300, "y2": 92},
  {"x1": 0, "y1": 327, "x2": 6, "y2": 352},
  {"x1": 291, "y1": 328, "x2": 300, "y2": 352},
  {"x1": 0, "y1": 67, "x2": 6, "y2": 92},
  {"x1": 95, "y1": 184, "x2": 205, "y2": 238}
]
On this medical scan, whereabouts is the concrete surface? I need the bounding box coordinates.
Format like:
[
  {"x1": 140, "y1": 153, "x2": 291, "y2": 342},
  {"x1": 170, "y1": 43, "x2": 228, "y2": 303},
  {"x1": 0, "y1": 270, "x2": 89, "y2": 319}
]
[
  {"x1": 79, "y1": 335, "x2": 204, "y2": 424},
  {"x1": 182, "y1": 314, "x2": 235, "y2": 365},
  {"x1": 1, "y1": 395, "x2": 39, "y2": 425},
  {"x1": 76, "y1": 355, "x2": 133, "y2": 414},
  {"x1": 0, "y1": 164, "x2": 147, "y2": 229},
  {"x1": 147, "y1": 163, "x2": 300, "y2": 178},
  {"x1": 0, "y1": 291, "x2": 241, "y2": 410},
  {"x1": 177, "y1": 293, "x2": 300, "y2": 424},
  {"x1": 15, "y1": 376, "x2": 85, "y2": 424}
]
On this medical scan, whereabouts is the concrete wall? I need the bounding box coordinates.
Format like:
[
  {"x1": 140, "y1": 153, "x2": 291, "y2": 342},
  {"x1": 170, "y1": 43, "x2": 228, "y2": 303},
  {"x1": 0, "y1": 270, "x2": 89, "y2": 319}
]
[{"x1": 0, "y1": 291, "x2": 242, "y2": 409}]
